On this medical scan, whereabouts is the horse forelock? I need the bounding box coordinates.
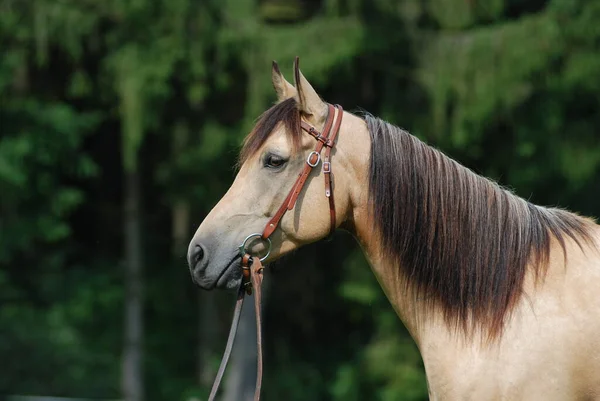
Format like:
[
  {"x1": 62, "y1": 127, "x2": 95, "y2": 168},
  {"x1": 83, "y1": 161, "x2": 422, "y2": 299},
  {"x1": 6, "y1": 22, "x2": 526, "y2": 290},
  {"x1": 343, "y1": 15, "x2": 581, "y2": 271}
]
[
  {"x1": 238, "y1": 98, "x2": 302, "y2": 167},
  {"x1": 365, "y1": 115, "x2": 596, "y2": 341}
]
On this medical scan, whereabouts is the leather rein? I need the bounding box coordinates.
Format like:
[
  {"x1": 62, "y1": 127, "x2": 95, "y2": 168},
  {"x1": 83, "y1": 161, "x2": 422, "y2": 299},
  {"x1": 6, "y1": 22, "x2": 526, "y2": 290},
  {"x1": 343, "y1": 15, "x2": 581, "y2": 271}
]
[{"x1": 207, "y1": 103, "x2": 344, "y2": 401}]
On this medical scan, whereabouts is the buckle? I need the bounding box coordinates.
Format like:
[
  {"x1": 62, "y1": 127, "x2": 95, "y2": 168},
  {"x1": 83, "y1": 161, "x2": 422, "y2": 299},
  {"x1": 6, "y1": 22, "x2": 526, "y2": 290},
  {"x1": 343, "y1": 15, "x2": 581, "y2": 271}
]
[
  {"x1": 323, "y1": 161, "x2": 331, "y2": 173},
  {"x1": 307, "y1": 151, "x2": 320, "y2": 167},
  {"x1": 307, "y1": 127, "x2": 325, "y2": 143}
]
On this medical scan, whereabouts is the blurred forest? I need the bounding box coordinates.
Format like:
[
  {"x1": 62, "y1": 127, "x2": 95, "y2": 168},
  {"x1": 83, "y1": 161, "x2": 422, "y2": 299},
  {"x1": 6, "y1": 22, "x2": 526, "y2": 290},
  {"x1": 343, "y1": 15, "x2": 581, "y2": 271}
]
[{"x1": 1, "y1": 0, "x2": 599, "y2": 400}]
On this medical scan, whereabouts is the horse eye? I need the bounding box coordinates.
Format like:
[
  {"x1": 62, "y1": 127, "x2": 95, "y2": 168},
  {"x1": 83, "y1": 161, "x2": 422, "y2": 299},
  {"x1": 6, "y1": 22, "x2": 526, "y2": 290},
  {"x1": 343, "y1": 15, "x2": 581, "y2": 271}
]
[{"x1": 264, "y1": 154, "x2": 287, "y2": 169}]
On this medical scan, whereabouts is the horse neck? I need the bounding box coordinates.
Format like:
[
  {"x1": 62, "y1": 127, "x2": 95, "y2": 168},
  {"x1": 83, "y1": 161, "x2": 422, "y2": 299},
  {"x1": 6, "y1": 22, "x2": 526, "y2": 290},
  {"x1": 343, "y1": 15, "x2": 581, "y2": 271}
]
[
  {"x1": 344, "y1": 114, "x2": 598, "y2": 350},
  {"x1": 351, "y1": 210, "x2": 431, "y2": 343},
  {"x1": 339, "y1": 115, "x2": 430, "y2": 343}
]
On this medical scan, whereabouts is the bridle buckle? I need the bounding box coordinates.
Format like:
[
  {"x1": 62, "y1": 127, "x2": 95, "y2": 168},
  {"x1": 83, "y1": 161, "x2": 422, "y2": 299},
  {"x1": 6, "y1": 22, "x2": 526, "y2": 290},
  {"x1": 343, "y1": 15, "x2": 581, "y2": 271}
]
[{"x1": 307, "y1": 151, "x2": 321, "y2": 167}]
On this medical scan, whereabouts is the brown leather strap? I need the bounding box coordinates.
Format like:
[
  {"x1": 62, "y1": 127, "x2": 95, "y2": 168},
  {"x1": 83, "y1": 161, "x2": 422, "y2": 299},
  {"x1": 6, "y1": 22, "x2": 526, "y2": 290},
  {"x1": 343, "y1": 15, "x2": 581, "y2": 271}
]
[
  {"x1": 262, "y1": 104, "x2": 343, "y2": 240},
  {"x1": 262, "y1": 135, "x2": 330, "y2": 239},
  {"x1": 207, "y1": 285, "x2": 246, "y2": 401},
  {"x1": 207, "y1": 254, "x2": 264, "y2": 401},
  {"x1": 250, "y1": 257, "x2": 264, "y2": 401},
  {"x1": 323, "y1": 105, "x2": 343, "y2": 237}
]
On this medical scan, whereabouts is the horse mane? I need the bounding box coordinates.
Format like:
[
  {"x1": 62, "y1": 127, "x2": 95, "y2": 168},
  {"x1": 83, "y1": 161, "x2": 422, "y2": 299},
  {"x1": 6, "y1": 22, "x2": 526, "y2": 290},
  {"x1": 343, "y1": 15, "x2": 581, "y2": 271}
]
[
  {"x1": 366, "y1": 115, "x2": 596, "y2": 340},
  {"x1": 237, "y1": 98, "x2": 596, "y2": 340}
]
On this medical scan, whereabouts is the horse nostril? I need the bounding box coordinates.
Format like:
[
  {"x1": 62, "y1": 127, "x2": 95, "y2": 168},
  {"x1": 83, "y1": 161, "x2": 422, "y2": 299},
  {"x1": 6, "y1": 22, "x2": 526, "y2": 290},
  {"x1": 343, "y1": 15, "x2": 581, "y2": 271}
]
[
  {"x1": 194, "y1": 244, "x2": 204, "y2": 264},
  {"x1": 188, "y1": 243, "x2": 207, "y2": 270}
]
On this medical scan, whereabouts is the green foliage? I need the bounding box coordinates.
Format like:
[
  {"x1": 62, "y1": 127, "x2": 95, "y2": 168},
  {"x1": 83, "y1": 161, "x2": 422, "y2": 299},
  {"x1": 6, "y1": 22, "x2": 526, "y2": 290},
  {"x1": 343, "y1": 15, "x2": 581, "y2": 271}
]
[
  {"x1": 1, "y1": 0, "x2": 599, "y2": 400},
  {"x1": 0, "y1": 100, "x2": 99, "y2": 262},
  {"x1": 333, "y1": 249, "x2": 428, "y2": 400}
]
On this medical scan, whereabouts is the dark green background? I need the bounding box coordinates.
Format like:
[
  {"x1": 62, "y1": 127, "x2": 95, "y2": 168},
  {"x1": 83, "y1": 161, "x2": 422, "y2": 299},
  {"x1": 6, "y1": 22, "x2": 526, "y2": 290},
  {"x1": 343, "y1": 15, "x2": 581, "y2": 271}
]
[{"x1": 1, "y1": 0, "x2": 599, "y2": 400}]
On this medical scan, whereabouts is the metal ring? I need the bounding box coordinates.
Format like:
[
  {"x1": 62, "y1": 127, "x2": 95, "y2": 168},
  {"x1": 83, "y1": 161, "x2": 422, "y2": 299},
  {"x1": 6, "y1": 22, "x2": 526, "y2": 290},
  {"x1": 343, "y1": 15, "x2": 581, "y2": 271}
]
[
  {"x1": 307, "y1": 151, "x2": 320, "y2": 167},
  {"x1": 238, "y1": 233, "x2": 272, "y2": 262}
]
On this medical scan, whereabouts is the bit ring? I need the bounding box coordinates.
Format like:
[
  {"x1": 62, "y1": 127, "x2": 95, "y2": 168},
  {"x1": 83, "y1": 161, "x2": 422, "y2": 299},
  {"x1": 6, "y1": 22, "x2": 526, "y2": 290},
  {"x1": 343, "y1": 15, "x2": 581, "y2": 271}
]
[{"x1": 238, "y1": 233, "x2": 272, "y2": 262}]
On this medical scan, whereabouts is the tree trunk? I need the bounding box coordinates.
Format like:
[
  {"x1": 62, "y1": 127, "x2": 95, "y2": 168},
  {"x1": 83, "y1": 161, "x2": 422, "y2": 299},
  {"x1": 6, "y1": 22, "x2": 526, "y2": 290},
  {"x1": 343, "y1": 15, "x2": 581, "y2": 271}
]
[
  {"x1": 170, "y1": 121, "x2": 190, "y2": 257},
  {"x1": 122, "y1": 169, "x2": 144, "y2": 401},
  {"x1": 172, "y1": 199, "x2": 190, "y2": 255},
  {"x1": 199, "y1": 292, "x2": 218, "y2": 387},
  {"x1": 167, "y1": 121, "x2": 219, "y2": 388}
]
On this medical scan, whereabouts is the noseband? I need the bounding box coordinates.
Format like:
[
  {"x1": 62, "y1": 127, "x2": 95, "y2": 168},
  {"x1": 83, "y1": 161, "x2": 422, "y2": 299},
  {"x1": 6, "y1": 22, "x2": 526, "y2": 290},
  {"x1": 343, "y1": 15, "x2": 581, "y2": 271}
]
[{"x1": 207, "y1": 103, "x2": 344, "y2": 401}]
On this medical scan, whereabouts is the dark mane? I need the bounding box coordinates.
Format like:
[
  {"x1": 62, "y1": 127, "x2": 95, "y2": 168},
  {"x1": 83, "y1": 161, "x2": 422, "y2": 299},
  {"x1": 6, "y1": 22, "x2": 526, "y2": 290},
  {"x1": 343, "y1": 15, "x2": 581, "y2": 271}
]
[
  {"x1": 238, "y1": 97, "x2": 301, "y2": 165},
  {"x1": 366, "y1": 115, "x2": 596, "y2": 340},
  {"x1": 238, "y1": 99, "x2": 596, "y2": 339}
]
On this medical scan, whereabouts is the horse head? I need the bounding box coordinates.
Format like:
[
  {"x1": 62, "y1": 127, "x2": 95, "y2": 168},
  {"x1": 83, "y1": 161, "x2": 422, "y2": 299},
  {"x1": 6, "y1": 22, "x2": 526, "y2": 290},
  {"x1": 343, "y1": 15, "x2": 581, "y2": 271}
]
[{"x1": 187, "y1": 58, "x2": 367, "y2": 290}]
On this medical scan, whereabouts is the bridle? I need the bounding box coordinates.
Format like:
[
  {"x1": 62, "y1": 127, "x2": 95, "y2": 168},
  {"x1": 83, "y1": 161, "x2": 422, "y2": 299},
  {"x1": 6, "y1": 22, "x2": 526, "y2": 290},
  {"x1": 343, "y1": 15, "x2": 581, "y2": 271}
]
[{"x1": 207, "y1": 103, "x2": 344, "y2": 401}]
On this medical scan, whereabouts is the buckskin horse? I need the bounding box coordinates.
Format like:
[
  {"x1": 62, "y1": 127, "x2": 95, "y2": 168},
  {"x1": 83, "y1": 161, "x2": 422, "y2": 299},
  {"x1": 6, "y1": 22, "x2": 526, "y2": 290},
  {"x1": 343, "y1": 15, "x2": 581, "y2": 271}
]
[{"x1": 187, "y1": 57, "x2": 600, "y2": 400}]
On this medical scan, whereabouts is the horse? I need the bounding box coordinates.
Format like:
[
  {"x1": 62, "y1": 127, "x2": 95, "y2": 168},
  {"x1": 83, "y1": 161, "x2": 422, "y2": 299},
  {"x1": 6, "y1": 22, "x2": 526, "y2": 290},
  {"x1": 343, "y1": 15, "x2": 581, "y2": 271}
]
[{"x1": 187, "y1": 57, "x2": 600, "y2": 400}]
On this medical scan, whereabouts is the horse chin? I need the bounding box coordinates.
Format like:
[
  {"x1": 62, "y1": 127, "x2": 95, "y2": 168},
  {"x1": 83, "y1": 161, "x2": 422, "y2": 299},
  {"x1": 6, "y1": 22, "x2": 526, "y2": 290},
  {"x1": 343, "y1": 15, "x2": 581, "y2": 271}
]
[{"x1": 216, "y1": 261, "x2": 243, "y2": 290}]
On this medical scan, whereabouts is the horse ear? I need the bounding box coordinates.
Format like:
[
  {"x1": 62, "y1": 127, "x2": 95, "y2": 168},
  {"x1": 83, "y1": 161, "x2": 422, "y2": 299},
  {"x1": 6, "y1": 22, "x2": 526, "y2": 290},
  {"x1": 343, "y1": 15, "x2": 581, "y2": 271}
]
[
  {"x1": 293, "y1": 56, "x2": 328, "y2": 123},
  {"x1": 271, "y1": 61, "x2": 296, "y2": 102}
]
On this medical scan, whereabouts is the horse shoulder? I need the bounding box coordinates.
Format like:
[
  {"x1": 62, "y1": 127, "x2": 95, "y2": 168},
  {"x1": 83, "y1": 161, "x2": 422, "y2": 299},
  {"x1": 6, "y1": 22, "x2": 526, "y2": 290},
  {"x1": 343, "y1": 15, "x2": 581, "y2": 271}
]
[{"x1": 422, "y1": 227, "x2": 600, "y2": 400}]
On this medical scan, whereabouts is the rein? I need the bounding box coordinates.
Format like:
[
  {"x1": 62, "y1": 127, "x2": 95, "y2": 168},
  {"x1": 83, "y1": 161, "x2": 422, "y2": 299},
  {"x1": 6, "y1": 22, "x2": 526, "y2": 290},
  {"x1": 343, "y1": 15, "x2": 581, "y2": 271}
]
[{"x1": 207, "y1": 103, "x2": 344, "y2": 401}]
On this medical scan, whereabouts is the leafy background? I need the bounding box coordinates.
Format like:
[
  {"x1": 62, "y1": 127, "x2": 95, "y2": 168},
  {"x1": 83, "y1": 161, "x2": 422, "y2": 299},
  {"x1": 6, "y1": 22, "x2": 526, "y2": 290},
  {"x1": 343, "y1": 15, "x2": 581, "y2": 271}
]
[{"x1": 1, "y1": 0, "x2": 599, "y2": 400}]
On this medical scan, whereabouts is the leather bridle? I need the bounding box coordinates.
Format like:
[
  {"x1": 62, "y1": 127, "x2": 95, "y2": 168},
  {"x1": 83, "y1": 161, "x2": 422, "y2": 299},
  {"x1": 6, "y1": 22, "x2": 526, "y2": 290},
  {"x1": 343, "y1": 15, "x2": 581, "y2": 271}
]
[{"x1": 207, "y1": 103, "x2": 344, "y2": 401}]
